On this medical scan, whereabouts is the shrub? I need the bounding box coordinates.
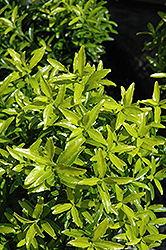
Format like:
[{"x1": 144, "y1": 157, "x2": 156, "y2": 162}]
[
  {"x1": 138, "y1": 8, "x2": 166, "y2": 95},
  {"x1": 0, "y1": 45, "x2": 166, "y2": 249},
  {"x1": 0, "y1": 0, "x2": 118, "y2": 79}
]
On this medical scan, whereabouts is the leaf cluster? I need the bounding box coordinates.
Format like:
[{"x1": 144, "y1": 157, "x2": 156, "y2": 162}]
[
  {"x1": 0, "y1": 44, "x2": 166, "y2": 249},
  {"x1": 0, "y1": 0, "x2": 118, "y2": 79}
]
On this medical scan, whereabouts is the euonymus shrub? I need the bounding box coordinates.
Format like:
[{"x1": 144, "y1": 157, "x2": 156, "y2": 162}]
[
  {"x1": 0, "y1": 46, "x2": 166, "y2": 249},
  {"x1": 0, "y1": 0, "x2": 117, "y2": 78}
]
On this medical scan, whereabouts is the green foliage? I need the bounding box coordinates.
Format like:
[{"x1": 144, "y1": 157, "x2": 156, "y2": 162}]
[
  {"x1": 0, "y1": 45, "x2": 166, "y2": 249},
  {"x1": 0, "y1": 0, "x2": 117, "y2": 79},
  {"x1": 138, "y1": 8, "x2": 166, "y2": 95}
]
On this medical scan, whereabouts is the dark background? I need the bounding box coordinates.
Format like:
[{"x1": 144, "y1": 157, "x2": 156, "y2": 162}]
[{"x1": 102, "y1": 0, "x2": 166, "y2": 101}]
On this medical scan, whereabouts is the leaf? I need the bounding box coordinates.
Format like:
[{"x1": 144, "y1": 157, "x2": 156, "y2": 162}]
[
  {"x1": 122, "y1": 204, "x2": 138, "y2": 220},
  {"x1": 115, "y1": 185, "x2": 123, "y2": 201},
  {"x1": 11, "y1": 147, "x2": 53, "y2": 165},
  {"x1": 68, "y1": 237, "x2": 90, "y2": 248},
  {"x1": 57, "y1": 135, "x2": 85, "y2": 166},
  {"x1": 104, "y1": 177, "x2": 134, "y2": 185},
  {"x1": 94, "y1": 239, "x2": 124, "y2": 249},
  {"x1": 123, "y1": 122, "x2": 138, "y2": 138},
  {"x1": 0, "y1": 224, "x2": 15, "y2": 234},
  {"x1": 41, "y1": 220, "x2": 56, "y2": 238},
  {"x1": 143, "y1": 234, "x2": 166, "y2": 243},
  {"x1": 24, "y1": 166, "x2": 53, "y2": 188},
  {"x1": 108, "y1": 153, "x2": 125, "y2": 172},
  {"x1": 154, "y1": 178, "x2": 163, "y2": 195},
  {"x1": 151, "y1": 73, "x2": 166, "y2": 78},
  {"x1": 18, "y1": 200, "x2": 34, "y2": 217},
  {"x1": 26, "y1": 224, "x2": 36, "y2": 248},
  {"x1": 47, "y1": 58, "x2": 66, "y2": 71},
  {"x1": 87, "y1": 128, "x2": 107, "y2": 146},
  {"x1": 77, "y1": 45, "x2": 86, "y2": 76},
  {"x1": 40, "y1": 77, "x2": 52, "y2": 98},
  {"x1": 74, "y1": 82, "x2": 84, "y2": 103},
  {"x1": 59, "y1": 107, "x2": 80, "y2": 125},
  {"x1": 56, "y1": 163, "x2": 86, "y2": 176},
  {"x1": 71, "y1": 206, "x2": 83, "y2": 228},
  {"x1": 30, "y1": 46, "x2": 46, "y2": 69},
  {"x1": 0, "y1": 117, "x2": 14, "y2": 134},
  {"x1": 93, "y1": 218, "x2": 109, "y2": 241},
  {"x1": 7, "y1": 48, "x2": 21, "y2": 63},
  {"x1": 45, "y1": 137, "x2": 55, "y2": 161},
  {"x1": 123, "y1": 192, "x2": 145, "y2": 204},
  {"x1": 14, "y1": 212, "x2": 34, "y2": 224},
  {"x1": 33, "y1": 197, "x2": 44, "y2": 219},
  {"x1": 69, "y1": 16, "x2": 81, "y2": 26},
  {"x1": 97, "y1": 184, "x2": 115, "y2": 214},
  {"x1": 62, "y1": 229, "x2": 84, "y2": 237},
  {"x1": 84, "y1": 100, "x2": 105, "y2": 130},
  {"x1": 51, "y1": 203, "x2": 72, "y2": 214},
  {"x1": 152, "y1": 81, "x2": 160, "y2": 103},
  {"x1": 124, "y1": 82, "x2": 135, "y2": 106},
  {"x1": 150, "y1": 218, "x2": 166, "y2": 226},
  {"x1": 78, "y1": 177, "x2": 100, "y2": 186},
  {"x1": 96, "y1": 148, "x2": 107, "y2": 178}
]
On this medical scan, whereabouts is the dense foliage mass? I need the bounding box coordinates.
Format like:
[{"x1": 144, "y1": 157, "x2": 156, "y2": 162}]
[
  {"x1": 0, "y1": 1, "x2": 166, "y2": 250},
  {"x1": 0, "y1": 45, "x2": 166, "y2": 249},
  {"x1": 0, "y1": 0, "x2": 117, "y2": 78}
]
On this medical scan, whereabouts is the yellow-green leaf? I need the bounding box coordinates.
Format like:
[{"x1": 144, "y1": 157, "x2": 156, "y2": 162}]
[{"x1": 51, "y1": 203, "x2": 72, "y2": 214}]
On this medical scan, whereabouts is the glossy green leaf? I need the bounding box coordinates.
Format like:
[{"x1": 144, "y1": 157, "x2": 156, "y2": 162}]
[
  {"x1": 56, "y1": 163, "x2": 86, "y2": 176},
  {"x1": 33, "y1": 197, "x2": 44, "y2": 219},
  {"x1": 41, "y1": 220, "x2": 56, "y2": 238},
  {"x1": 96, "y1": 148, "x2": 107, "y2": 178},
  {"x1": 14, "y1": 212, "x2": 34, "y2": 224},
  {"x1": 47, "y1": 58, "x2": 66, "y2": 71},
  {"x1": 24, "y1": 166, "x2": 53, "y2": 188},
  {"x1": 30, "y1": 46, "x2": 46, "y2": 69},
  {"x1": 62, "y1": 228, "x2": 84, "y2": 237},
  {"x1": 84, "y1": 100, "x2": 105, "y2": 130},
  {"x1": 40, "y1": 77, "x2": 52, "y2": 98},
  {"x1": 152, "y1": 81, "x2": 160, "y2": 103},
  {"x1": 109, "y1": 153, "x2": 125, "y2": 172},
  {"x1": 154, "y1": 178, "x2": 163, "y2": 195},
  {"x1": 122, "y1": 204, "x2": 138, "y2": 220},
  {"x1": 115, "y1": 185, "x2": 123, "y2": 201},
  {"x1": 68, "y1": 237, "x2": 90, "y2": 248},
  {"x1": 26, "y1": 223, "x2": 36, "y2": 248},
  {"x1": 71, "y1": 206, "x2": 83, "y2": 228},
  {"x1": 51, "y1": 203, "x2": 72, "y2": 214},
  {"x1": 45, "y1": 137, "x2": 55, "y2": 161},
  {"x1": 94, "y1": 239, "x2": 124, "y2": 249},
  {"x1": 97, "y1": 184, "x2": 114, "y2": 214},
  {"x1": 57, "y1": 135, "x2": 85, "y2": 165},
  {"x1": 10, "y1": 147, "x2": 53, "y2": 165},
  {"x1": 87, "y1": 128, "x2": 107, "y2": 146},
  {"x1": 0, "y1": 224, "x2": 15, "y2": 234},
  {"x1": 123, "y1": 122, "x2": 138, "y2": 138},
  {"x1": 74, "y1": 82, "x2": 84, "y2": 103},
  {"x1": 34, "y1": 223, "x2": 44, "y2": 238},
  {"x1": 143, "y1": 234, "x2": 166, "y2": 243},
  {"x1": 18, "y1": 200, "x2": 34, "y2": 217},
  {"x1": 140, "y1": 215, "x2": 146, "y2": 236},
  {"x1": 69, "y1": 16, "x2": 81, "y2": 26},
  {"x1": 123, "y1": 192, "x2": 145, "y2": 204},
  {"x1": 150, "y1": 218, "x2": 166, "y2": 226},
  {"x1": 104, "y1": 177, "x2": 134, "y2": 185},
  {"x1": 77, "y1": 45, "x2": 86, "y2": 76},
  {"x1": 79, "y1": 177, "x2": 100, "y2": 186},
  {"x1": 59, "y1": 107, "x2": 80, "y2": 125},
  {"x1": 93, "y1": 218, "x2": 109, "y2": 241}
]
